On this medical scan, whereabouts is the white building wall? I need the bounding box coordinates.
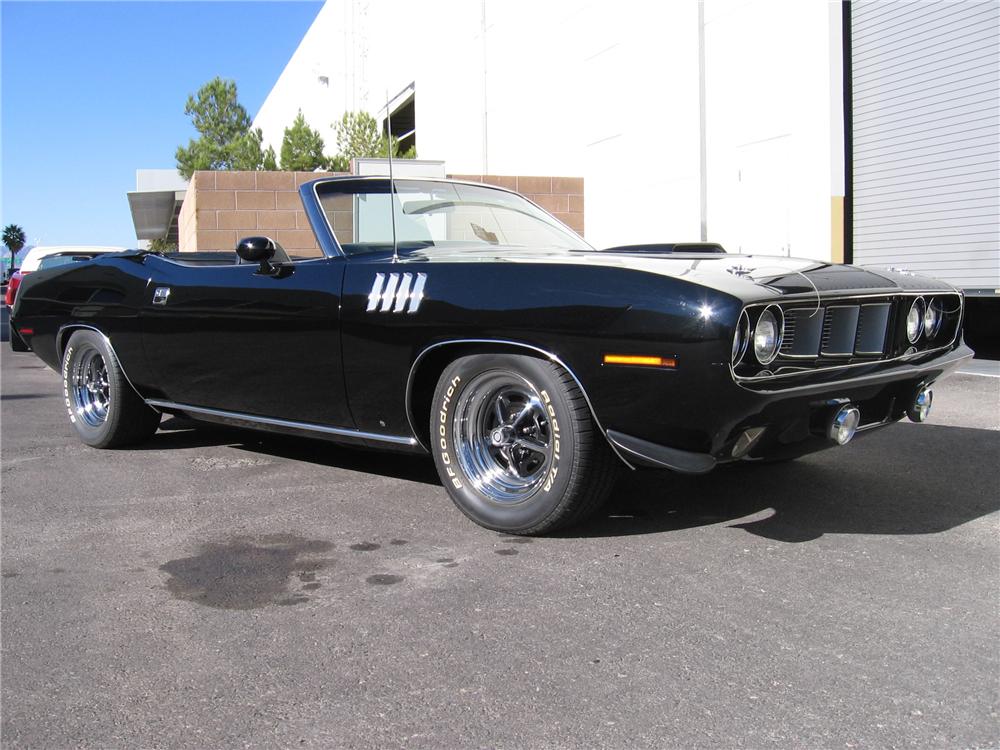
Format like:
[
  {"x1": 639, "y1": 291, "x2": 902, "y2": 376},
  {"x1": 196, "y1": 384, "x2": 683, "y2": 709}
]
[
  {"x1": 703, "y1": 0, "x2": 838, "y2": 261},
  {"x1": 254, "y1": 0, "x2": 838, "y2": 257}
]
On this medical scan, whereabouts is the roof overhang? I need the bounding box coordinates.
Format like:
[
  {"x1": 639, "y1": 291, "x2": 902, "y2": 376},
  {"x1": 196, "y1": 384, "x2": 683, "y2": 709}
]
[{"x1": 127, "y1": 189, "x2": 186, "y2": 241}]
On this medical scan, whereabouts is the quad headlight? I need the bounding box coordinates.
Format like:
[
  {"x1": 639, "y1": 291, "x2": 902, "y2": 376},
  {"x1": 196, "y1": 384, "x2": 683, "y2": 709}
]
[
  {"x1": 753, "y1": 306, "x2": 782, "y2": 365},
  {"x1": 906, "y1": 297, "x2": 925, "y2": 343},
  {"x1": 732, "y1": 309, "x2": 750, "y2": 365},
  {"x1": 923, "y1": 297, "x2": 941, "y2": 339}
]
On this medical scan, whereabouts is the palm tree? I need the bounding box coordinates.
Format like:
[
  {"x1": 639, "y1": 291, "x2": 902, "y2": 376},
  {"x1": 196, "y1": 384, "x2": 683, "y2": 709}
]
[{"x1": 3, "y1": 224, "x2": 27, "y2": 277}]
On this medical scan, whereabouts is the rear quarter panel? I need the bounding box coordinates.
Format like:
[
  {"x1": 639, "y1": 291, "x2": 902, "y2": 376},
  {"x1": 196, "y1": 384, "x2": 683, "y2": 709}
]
[{"x1": 11, "y1": 257, "x2": 154, "y2": 386}]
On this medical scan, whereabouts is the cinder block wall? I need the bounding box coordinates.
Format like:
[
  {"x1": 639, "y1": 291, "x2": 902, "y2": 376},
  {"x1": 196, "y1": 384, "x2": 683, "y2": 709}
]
[
  {"x1": 178, "y1": 171, "x2": 584, "y2": 253},
  {"x1": 178, "y1": 171, "x2": 345, "y2": 256}
]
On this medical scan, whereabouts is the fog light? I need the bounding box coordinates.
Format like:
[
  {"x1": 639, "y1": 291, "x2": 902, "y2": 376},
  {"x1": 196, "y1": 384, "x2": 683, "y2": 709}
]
[
  {"x1": 827, "y1": 405, "x2": 860, "y2": 445},
  {"x1": 732, "y1": 426, "x2": 766, "y2": 458},
  {"x1": 907, "y1": 387, "x2": 933, "y2": 423}
]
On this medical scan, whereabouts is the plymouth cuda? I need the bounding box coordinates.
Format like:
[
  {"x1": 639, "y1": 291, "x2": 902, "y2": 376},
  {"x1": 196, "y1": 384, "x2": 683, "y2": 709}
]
[{"x1": 9, "y1": 176, "x2": 972, "y2": 533}]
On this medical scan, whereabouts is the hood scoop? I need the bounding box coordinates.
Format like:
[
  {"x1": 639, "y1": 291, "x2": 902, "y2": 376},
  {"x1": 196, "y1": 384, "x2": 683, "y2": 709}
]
[
  {"x1": 601, "y1": 242, "x2": 727, "y2": 255},
  {"x1": 749, "y1": 264, "x2": 901, "y2": 293}
]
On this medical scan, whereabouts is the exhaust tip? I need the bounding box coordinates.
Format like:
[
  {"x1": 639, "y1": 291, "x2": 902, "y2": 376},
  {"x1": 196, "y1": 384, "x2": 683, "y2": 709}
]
[
  {"x1": 828, "y1": 405, "x2": 860, "y2": 445},
  {"x1": 907, "y1": 386, "x2": 933, "y2": 423}
]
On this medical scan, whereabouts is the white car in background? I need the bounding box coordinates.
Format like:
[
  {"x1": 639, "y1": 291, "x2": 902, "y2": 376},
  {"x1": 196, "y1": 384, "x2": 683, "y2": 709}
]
[{"x1": 4, "y1": 246, "x2": 126, "y2": 306}]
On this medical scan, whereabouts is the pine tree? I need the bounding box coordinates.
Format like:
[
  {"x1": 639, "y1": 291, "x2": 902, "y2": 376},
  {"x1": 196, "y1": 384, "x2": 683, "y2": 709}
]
[
  {"x1": 176, "y1": 78, "x2": 268, "y2": 178},
  {"x1": 279, "y1": 111, "x2": 327, "y2": 171}
]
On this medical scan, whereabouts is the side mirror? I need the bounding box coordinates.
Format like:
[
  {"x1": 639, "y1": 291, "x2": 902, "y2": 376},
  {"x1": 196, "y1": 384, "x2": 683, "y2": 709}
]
[{"x1": 236, "y1": 236, "x2": 277, "y2": 274}]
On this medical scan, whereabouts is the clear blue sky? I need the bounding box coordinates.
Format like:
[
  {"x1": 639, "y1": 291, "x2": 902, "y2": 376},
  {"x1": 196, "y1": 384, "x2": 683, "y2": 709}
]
[{"x1": 1, "y1": 0, "x2": 322, "y2": 256}]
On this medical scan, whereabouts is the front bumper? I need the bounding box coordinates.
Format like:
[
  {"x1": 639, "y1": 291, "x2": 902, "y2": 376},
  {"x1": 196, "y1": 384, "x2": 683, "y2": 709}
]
[{"x1": 607, "y1": 343, "x2": 974, "y2": 473}]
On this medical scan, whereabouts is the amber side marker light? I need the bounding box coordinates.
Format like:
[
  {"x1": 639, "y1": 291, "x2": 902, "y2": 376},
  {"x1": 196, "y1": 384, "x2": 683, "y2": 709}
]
[{"x1": 602, "y1": 354, "x2": 676, "y2": 368}]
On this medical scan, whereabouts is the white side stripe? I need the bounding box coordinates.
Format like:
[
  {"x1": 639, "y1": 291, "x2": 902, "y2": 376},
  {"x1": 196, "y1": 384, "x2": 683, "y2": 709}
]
[
  {"x1": 367, "y1": 272, "x2": 428, "y2": 314},
  {"x1": 367, "y1": 274, "x2": 385, "y2": 311},
  {"x1": 408, "y1": 273, "x2": 427, "y2": 314},
  {"x1": 393, "y1": 274, "x2": 413, "y2": 312},
  {"x1": 380, "y1": 273, "x2": 400, "y2": 312}
]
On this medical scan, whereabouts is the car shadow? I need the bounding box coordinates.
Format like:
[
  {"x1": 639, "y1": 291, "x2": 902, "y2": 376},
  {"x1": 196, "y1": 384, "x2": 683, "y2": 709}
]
[
  {"x1": 137, "y1": 416, "x2": 442, "y2": 486},
  {"x1": 568, "y1": 423, "x2": 1000, "y2": 542},
  {"x1": 136, "y1": 418, "x2": 998, "y2": 542}
]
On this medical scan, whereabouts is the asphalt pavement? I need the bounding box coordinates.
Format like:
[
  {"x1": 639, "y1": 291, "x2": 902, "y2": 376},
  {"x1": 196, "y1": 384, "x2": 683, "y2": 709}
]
[{"x1": 1, "y1": 335, "x2": 998, "y2": 749}]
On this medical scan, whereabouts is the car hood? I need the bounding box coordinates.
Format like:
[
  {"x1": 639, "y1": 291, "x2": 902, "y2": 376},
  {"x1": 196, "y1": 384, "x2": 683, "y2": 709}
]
[{"x1": 401, "y1": 245, "x2": 958, "y2": 301}]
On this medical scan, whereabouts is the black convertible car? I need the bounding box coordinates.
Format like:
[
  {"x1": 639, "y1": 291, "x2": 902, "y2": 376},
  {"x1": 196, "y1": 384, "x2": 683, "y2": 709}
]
[{"x1": 9, "y1": 176, "x2": 972, "y2": 533}]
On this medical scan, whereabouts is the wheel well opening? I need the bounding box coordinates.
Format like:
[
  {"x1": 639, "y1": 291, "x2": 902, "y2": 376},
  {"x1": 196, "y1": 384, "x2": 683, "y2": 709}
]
[
  {"x1": 57, "y1": 325, "x2": 92, "y2": 359},
  {"x1": 408, "y1": 343, "x2": 548, "y2": 451}
]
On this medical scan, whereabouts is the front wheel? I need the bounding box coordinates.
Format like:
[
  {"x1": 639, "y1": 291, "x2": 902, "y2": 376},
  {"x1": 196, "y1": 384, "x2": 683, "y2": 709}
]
[
  {"x1": 62, "y1": 330, "x2": 160, "y2": 448},
  {"x1": 430, "y1": 353, "x2": 619, "y2": 535}
]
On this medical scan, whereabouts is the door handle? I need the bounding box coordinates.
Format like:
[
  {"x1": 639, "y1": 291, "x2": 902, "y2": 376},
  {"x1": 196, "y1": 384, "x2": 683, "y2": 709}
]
[{"x1": 152, "y1": 287, "x2": 171, "y2": 305}]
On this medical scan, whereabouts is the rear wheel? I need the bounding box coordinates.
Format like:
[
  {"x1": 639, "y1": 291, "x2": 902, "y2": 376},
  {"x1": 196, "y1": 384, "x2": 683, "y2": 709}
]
[
  {"x1": 430, "y1": 353, "x2": 618, "y2": 535},
  {"x1": 62, "y1": 330, "x2": 160, "y2": 448}
]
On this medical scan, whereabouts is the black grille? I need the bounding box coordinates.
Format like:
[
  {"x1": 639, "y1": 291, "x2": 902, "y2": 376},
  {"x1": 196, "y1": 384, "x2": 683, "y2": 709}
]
[
  {"x1": 778, "y1": 299, "x2": 891, "y2": 359},
  {"x1": 779, "y1": 308, "x2": 825, "y2": 357},
  {"x1": 735, "y1": 292, "x2": 963, "y2": 380},
  {"x1": 821, "y1": 306, "x2": 861, "y2": 356},
  {"x1": 855, "y1": 303, "x2": 892, "y2": 355}
]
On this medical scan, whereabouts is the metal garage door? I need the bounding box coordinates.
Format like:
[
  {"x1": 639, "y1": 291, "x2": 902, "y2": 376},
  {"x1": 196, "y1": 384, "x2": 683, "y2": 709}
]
[{"x1": 851, "y1": 0, "x2": 999, "y2": 293}]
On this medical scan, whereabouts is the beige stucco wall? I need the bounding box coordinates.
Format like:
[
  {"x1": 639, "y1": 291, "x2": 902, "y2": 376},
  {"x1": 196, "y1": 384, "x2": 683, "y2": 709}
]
[{"x1": 178, "y1": 171, "x2": 585, "y2": 253}]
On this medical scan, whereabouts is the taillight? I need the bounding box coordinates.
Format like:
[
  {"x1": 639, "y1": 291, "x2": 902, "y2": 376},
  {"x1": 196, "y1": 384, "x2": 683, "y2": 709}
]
[{"x1": 4, "y1": 272, "x2": 23, "y2": 306}]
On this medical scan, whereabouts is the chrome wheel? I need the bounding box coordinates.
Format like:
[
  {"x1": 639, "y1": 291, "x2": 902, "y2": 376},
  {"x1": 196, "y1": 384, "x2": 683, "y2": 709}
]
[
  {"x1": 71, "y1": 345, "x2": 111, "y2": 427},
  {"x1": 454, "y1": 371, "x2": 553, "y2": 504}
]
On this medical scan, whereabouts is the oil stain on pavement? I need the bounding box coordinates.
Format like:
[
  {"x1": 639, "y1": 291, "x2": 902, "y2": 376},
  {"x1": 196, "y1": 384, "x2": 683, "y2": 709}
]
[
  {"x1": 159, "y1": 534, "x2": 334, "y2": 610},
  {"x1": 366, "y1": 574, "x2": 404, "y2": 585}
]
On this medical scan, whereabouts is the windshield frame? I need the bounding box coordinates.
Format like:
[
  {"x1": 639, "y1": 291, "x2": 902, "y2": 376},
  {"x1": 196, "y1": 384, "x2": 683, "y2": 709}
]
[{"x1": 308, "y1": 176, "x2": 594, "y2": 258}]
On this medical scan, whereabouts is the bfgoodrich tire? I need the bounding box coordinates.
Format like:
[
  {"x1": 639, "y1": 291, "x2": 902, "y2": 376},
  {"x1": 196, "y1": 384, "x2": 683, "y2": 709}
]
[
  {"x1": 62, "y1": 329, "x2": 160, "y2": 448},
  {"x1": 430, "y1": 353, "x2": 618, "y2": 535}
]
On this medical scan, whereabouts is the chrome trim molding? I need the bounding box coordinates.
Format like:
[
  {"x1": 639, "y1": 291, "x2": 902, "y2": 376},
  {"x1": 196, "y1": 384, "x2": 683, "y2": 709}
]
[
  {"x1": 404, "y1": 338, "x2": 635, "y2": 469},
  {"x1": 754, "y1": 304, "x2": 783, "y2": 365},
  {"x1": 748, "y1": 289, "x2": 961, "y2": 304},
  {"x1": 736, "y1": 346, "x2": 972, "y2": 396},
  {"x1": 905, "y1": 296, "x2": 925, "y2": 344},
  {"x1": 304, "y1": 175, "x2": 596, "y2": 257},
  {"x1": 305, "y1": 182, "x2": 346, "y2": 259},
  {"x1": 736, "y1": 341, "x2": 960, "y2": 385},
  {"x1": 731, "y1": 308, "x2": 750, "y2": 366},
  {"x1": 143, "y1": 400, "x2": 419, "y2": 447}
]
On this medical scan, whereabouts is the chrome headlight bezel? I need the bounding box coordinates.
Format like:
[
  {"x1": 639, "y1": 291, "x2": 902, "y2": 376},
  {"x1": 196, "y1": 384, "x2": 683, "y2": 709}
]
[
  {"x1": 732, "y1": 309, "x2": 750, "y2": 365},
  {"x1": 906, "y1": 297, "x2": 925, "y2": 343},
  {"x1": 753, "y1": 305, "x2": 783, "y2": 365},
  {"x1": 923, "y1": 297, "x2": 941, "y2": 340}
]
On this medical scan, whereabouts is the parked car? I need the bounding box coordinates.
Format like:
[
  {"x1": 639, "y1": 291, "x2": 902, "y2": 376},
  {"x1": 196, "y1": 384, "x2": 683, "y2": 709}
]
[
  {"x1": 9, "y1": 177, "x2": 971, "y2": 534},
  {"x1": 4, "y1": 246, "x2": 126, "y2": 307}
]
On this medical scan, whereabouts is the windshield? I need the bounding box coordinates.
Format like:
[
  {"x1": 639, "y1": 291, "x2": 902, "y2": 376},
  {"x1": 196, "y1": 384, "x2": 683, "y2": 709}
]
[{"x1": 316, "y1": 178, "x2": 592, "y2": 256}]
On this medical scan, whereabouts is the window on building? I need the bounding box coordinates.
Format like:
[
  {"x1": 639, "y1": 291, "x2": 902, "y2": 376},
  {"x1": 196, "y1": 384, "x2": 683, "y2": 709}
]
[{"x1": 384, "y1": 93, "x2": 415, "y2": 155}]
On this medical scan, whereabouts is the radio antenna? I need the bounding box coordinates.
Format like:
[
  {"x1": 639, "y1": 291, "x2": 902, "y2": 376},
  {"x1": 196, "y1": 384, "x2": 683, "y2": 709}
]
[
  {"x1": 385, "y1": 89, "x2": 399, "y2": 263},
  {"x1": 381, "y1": 82, "x2": 415, "y2": 264}
]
